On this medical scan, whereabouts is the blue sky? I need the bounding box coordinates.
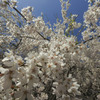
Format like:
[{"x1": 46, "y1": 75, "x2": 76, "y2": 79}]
[
  {"x1": 17, "y1": 0, "x2": 89, "y2": 24},
  {"x1": 17, "y1": 0, "x2": 89, "y2": 41}
]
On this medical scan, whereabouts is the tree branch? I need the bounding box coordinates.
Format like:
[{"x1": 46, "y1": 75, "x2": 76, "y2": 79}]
[
  {"x1": 83, "y1": 35, "x2": 100, "y2": 44},
  {"x1": 6, "y1": 1, "x2": 49, "y2": 41}
]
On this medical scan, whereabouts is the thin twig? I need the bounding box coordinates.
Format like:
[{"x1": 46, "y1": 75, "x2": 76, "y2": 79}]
[
  {"x1": 77, "y1": 35, "x2": 100, "y2": 45},
  {"x1": 83, "y1": 35, "x2": 100, "y2": 44}
]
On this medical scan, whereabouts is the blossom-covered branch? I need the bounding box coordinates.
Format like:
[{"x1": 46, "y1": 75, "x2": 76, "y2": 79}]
[{"x1": 0, "y1": 0, "x2": 100, "y2": 100}]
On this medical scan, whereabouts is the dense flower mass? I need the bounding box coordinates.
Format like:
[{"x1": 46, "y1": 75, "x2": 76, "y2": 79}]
[{"x1": 0, "y1": 0, "x2": 100, "y2": 100}]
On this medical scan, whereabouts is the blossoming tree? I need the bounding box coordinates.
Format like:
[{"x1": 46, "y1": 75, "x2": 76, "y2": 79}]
[{"x1": 0, "y1": 0, "x2": 100, "y2": 100}]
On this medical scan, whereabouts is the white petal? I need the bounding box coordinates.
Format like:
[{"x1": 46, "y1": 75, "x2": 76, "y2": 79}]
[
  {"x1": 27, "y1": 94, "x2": 34, "y2": 100},
  {"x1": 20, "y1": 94, "x2": 26, "y2": 100},
  {"x1": 14, "y1": 91, "x2": 23, "y2": 98},
  {"x1": 3, "y1": 77, "x2": 12, "y2": 90},
  {"x1": 2, "y1": 57, "x2": 9, "y2": 62}
]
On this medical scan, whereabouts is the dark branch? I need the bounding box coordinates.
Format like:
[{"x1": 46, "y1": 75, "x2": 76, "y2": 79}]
[
  {"x1": 83, "y1": 35, "x2": 100, "y2": 44},
  {"x1": 76, "y1": 35, "x2": 100, "y2": 45}
]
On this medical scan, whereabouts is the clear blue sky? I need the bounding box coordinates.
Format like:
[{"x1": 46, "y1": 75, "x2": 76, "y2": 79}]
[{"x1": 17, "y1": 0, "x2": 89, "y2": 41}]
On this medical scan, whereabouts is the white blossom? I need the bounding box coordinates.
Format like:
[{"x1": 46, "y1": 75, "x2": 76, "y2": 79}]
[{"x1": 0, "y1": 0, "x2": 100, "y2": 100}]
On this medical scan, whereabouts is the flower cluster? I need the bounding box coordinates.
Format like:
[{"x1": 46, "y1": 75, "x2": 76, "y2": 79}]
[
  {"x1": 21, "y1": 6, "x2": 34, "y2": 23},
  {"x1": 82, "y1": 0, "x2": 100, "y2": 40},
  {"x1": 0, "y1": 0, "x2": 100, "y2": 100},
  {"x1": 0, "y1": 46, "x2": 81, "y2": 100}
]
